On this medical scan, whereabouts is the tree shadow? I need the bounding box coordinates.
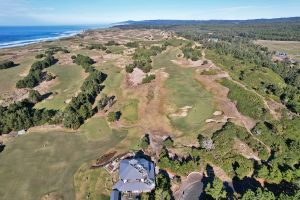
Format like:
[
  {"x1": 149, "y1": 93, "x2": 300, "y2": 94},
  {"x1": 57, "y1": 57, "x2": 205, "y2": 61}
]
[
  {"x1": 41, "y1": 92, "x2": 53, "y2": 101},
  {"x1": 199, "y1": 164, "x2": 215, "y2": 200},
  {"x1": 0, "y1": 144, "x2": 5, "y2": 153},
  {"x1": 265, "y1": 181, "x2": 298, "y2": 196},
  {"x1": 232, "y1": 176, "x2": 262, "y2": 195}
]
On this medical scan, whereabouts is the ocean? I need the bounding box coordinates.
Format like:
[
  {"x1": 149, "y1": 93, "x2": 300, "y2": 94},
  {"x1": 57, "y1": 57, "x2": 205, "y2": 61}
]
[{"x1": 0, "y1": 25, "x2": 110, "y2": 49}]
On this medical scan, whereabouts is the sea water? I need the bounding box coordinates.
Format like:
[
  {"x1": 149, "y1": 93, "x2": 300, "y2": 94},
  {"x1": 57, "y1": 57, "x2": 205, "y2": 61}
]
[{"x1": 0, "y1": 25, "x2": 110, "y2": 49}]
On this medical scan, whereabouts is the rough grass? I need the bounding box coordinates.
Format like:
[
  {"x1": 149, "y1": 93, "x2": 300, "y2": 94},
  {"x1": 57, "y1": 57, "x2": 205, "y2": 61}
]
[
  {"x1": 153, "y1": 48, "x2": 214, "y2": 132},
  {"x1": 0, "y1": 128, "x2": 127, "y2": 200},
  {"x1": 74, "y1": 162, "x2": 112, "y2": 200},
  {"x1": 121, "y1": 99, "x2": 139, "y2": 124},
  {"x1": 35, "y1": 64, "x2": 86, "y2": 110},
  {"x1": 0, "y1": 58, "x2": 33, "y2": 95},
  {"x1": 200, "y1": 69, "x2": 220, "y2": 75},
  {"x1": 107, "y1": 45, "x2": 125, "y2": 54},
  {"x1": 220, "y1": 78, "x2": 271, "y2": 120}
]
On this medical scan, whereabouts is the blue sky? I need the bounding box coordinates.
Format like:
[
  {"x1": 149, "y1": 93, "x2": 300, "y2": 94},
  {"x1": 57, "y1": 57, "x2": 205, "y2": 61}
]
[{"x1": 0, "y1": 0, "x2": 299, "y2": 25}]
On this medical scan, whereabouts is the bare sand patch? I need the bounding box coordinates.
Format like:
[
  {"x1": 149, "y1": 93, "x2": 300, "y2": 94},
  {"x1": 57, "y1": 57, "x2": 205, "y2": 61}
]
[
  {"x1": 170, "y1": 106, "x2": 192, "y2": 118},
  {"x1": 0, "y1": 88, "x2": 29, "y2": 107},
  {"x1": 56, "y1": 53, "x2": 74, "y2": 65},
  {"x1": 34, "y1": 78, "x2": 59, "y2": 95},
  {"x1": 127, "y1": 68, "x2": 146, "y2": 86}
]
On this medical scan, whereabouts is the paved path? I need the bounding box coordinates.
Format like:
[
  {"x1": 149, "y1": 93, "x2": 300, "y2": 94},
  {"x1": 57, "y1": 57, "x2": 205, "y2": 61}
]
[{"x1": 174, "y1": 172, "x2": 203, "y2": 200}]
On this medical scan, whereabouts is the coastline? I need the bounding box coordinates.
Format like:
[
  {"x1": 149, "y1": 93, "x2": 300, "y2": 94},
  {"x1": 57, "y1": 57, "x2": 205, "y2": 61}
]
[{"x1": 0, "y1": 25, "x2": 111, "y2": 50}]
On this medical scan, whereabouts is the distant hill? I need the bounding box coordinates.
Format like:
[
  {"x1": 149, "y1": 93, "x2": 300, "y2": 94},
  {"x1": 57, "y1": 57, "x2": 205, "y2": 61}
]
[
  {"x1": 118, "y1": 17, "x2": 300, "y2": 26},
  {"x1": 116, "y1": 17, "x2": 300, "y2": 41}
]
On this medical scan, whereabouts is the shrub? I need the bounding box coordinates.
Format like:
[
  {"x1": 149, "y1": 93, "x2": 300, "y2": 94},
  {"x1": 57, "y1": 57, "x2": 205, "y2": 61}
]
[
  {"x1": 126, "y1": 41, "x2": 139, "y2": 48},
  {"x1": 35, "y1": 54, "x2": 45, "y2": 59},
  {"x1": 106, "y1": 40, "x2": 119, "y2": 46},
  {"x1": 140, "y1": 134, "x2": 150, "y2": 149},
  {"x1": 107, "y1": 111, "x2": 121, "y2": 122},
  {"x1": 28, "y1": 90, "x2": 42, "y2": 103},
  {"x1": 142, "y1": 74, "x2": 155, "y2": 84},
  {"x1": 88, "y1": 44, "x2": 107, "y2": 51},
  {"x1": 45, "y1": 73, "x2": 55, "y2": 81},
  {"x1": 105, "y1": 49, "x2": 112, "y2": 54},
  {"x1": 163, "y1": 137, "x2": 174, "y2": 148},
  {"x1": 125, "y1": 64, "x2": 135, "y2": 73}
]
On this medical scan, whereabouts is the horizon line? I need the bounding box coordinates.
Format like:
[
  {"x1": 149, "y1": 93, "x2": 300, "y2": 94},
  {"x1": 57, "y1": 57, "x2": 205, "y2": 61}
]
[{"x1": 0, "y1": 16, "x2": 299, "y2": 27}]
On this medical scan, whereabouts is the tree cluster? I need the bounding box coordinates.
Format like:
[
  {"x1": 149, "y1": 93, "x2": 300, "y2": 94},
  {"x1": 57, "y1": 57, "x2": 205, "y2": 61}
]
[
  {"x1": 107, "y1": 111, "x2": 121, "y2": 122},
  {"x1": 141, "y1": 172, "x2": 173, "y2": 200},
  {"x1": 63, "y1": 55, "x2": 107, "y2": 129},
  {"x1": 97, "y1": 94, "x2": 115, "y2": 111},
  {"x1": 0, "y1": 100, "x2": 57, "y2": 134},
  {"x1": 16, "y1": 55, "x2": 57, "y2": 88},
  {"x1": 158, "y1": 147, "x2": 200, "y2": 176},
  {"x1": 251, "y1": 118, "x2": 300, "y2": 187},
  {"x1": 126, "y1": 45, "x2": 166, "y2": 73},
  {"x1": 0, "y1": 61, "x2": 16, "y2": 70},
  {"x1": 73, "y1": 54, "x2": 95, "y2": 72},
  {"x1": 45, "y1": 46, "x2": 70, "y2": 55},
  {"x1": 88, "y1": 44, "x2": 107, "y2": 51},
  {"x1": 181, "y1": 43, "x2": 202, "y2": 61},
  {"x1": 204, "y1": 38, "x2": 300, "y2": 114}
]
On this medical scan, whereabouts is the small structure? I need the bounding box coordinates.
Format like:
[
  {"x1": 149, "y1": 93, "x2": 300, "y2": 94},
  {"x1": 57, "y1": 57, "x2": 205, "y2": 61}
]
[
  {"x1": 110, "y1": 190, "x2": 121, "y2": 200},
  {"x1": 275, "y1": 51, "x2": 287, "y2": 59},
  {"x1": 17, "y1": 129, "x2": 26, "y2": 135},
  {"x1": 112, "y1": 158, "x2": 155, "y2": 196}
]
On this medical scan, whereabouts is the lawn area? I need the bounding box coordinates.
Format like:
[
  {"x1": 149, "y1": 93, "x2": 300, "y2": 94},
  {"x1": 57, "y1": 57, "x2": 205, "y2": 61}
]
[
  {"x1": 0, "y1": 58, "x2": 33, "y2": 95},
  {"x1": 121, "y1": 99, "x2": 139, "y2": 124},
  {"x1": 0, "y1": 127, "x2": 127, "y2": 200},
  {"x1": 35, "y1": 64, "x2": 86, "y2": 110},
  {"x1": 153, "y1": 48, "x2": 214, "y2": 132},
  {"x1": 220, "y1": 78, "x2": 271, "y2": 120},
  {"x1": 256, "y1": 40, "x2": 300, "y2": 60}
]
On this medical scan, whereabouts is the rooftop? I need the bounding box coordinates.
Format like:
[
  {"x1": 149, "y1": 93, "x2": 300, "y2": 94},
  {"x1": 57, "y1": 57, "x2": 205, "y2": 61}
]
[{"x1": 113, "y1": 158, "x2": 155, "y2": 193}]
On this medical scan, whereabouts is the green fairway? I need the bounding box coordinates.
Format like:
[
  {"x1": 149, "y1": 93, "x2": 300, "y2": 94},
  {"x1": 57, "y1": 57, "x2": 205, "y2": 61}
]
[
  {"x1": 0, "y1": 128, "x2": 126, "y2": 200},
  {"x1": 153, "y1": 48, "x2": 214, "y2": 132},
  {"x1": 35, "y1": 64, "x2": 85, "y2": 110},
  {"x1": 152, "y1": 47, "x2": 180, "y2": 70},
  {"x1": 80, "y1": 116, "x2": 117, "y2": 141}
]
